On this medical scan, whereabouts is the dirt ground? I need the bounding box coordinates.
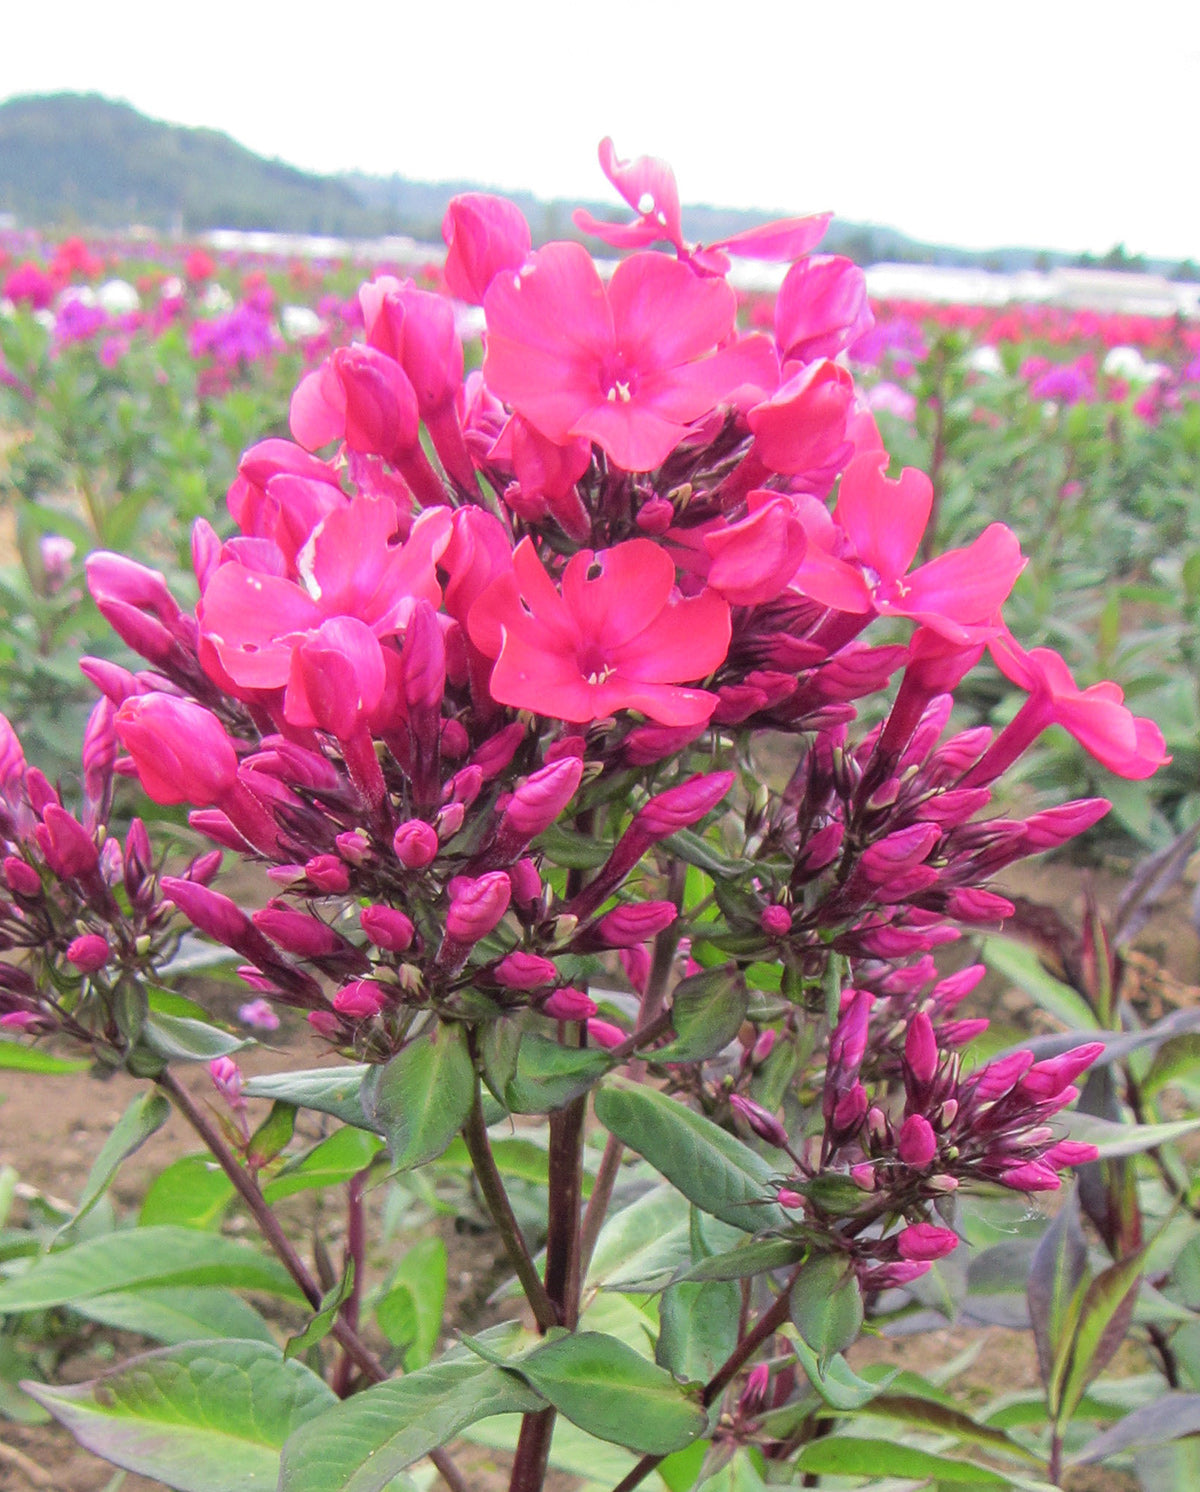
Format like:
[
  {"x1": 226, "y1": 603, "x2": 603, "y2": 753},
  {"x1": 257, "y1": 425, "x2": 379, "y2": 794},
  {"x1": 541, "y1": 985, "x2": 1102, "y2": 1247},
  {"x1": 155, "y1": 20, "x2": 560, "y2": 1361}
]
[{"x1": 2, "y1": 859, "x2": 1194, "y2": 1491}]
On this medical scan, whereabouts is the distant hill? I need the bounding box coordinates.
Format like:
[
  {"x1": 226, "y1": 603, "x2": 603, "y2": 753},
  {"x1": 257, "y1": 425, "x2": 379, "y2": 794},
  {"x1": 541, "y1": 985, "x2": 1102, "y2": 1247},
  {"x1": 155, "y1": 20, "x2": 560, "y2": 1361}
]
[
  {"x1": 2, "y1": 93, "x2": 1186, "y2": 278},
  {"x1": 0, "y1": 93, "x2": 401, "y2": 236}
]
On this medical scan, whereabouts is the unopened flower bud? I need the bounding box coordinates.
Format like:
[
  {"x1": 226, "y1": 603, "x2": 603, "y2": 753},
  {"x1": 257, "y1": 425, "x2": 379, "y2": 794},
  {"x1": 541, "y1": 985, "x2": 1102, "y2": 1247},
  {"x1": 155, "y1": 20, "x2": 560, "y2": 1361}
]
[
  {"x1": 446, "y1": 872, "x2": 511, "y2": 944},
  {"x1": 308, "y1": 1010, "x2": 340, "y2": 1037},
  {"x1": 238, "y1": 998, "x2": 280, "y2": 1031},
  {"x1": 333, "y1": 980, "x2": 386, "y2": 1019},
  {"x1": 66, "y1": 933, "x2": 109, "y2": 973},
  {"x1": 543, "y1": 987, "x2": 598, "y2": 1021},
  {"x1": 360, "y1": 905, "x2": 415, "y2": 952},
  {"x1": 394, "y1": 818, "x2": 439, "y2": 868},
  {"x1": 904, "y1": 1012, "x2": 939, "y2": 1086},
  {"x1": 585, "y1": 1017, "x2": 627, "y2": 1049},
  {"x1": 897, "y1": 1222, "x2": 959, "y2": 1261},
  {"x1": 897, "y1": 1113, "x2": 938, "y2": 1168},
  {"x1": 209, "y1": 1056, "x2": 244, "y2": 1108},
  {"x1": 594, "y1": 901, "x2": 676, "y2": 948},
  {"x1": 729, "y1": 1093, "x2": 789, "y2": 1148},
  {"x1": 751, "y1": 1028, "x2": 777, "y2": 1065},
  {"x1": 777, "y1": 1188, "x2": 803, "y2": 1208},
  {"x1": 759, "y1": 903, "x2": 792, "y2": 938},
  {"x1": 850, "y1": 1162, "x2": 876, "y2": 1191},
  {"x1": 493, "y1": 951, "x2": 558, "y2": 989},
  {"x1": 1018, "y1": 1043, "x2": 1105, "y2": 1101},
  {"x1": 509, "y1": 857, "x2": 542, "y2": 909},
  {"x1": 638, "y1": 772, "x2": 735, "y2": 839},
  {"x1": 305, "y1": 855, "x2": 351, "y2": 893},
  {"x1": 3, "y1": 857, "x2": 41, "y2": 897}
]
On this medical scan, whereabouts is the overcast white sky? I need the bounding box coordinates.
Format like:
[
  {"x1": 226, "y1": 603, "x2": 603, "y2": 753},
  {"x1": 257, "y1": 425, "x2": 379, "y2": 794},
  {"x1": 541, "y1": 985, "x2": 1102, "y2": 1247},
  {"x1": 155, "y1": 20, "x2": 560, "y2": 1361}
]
[{"x1": 2, "y1": 0, "x2": 1196, "y2": 260}]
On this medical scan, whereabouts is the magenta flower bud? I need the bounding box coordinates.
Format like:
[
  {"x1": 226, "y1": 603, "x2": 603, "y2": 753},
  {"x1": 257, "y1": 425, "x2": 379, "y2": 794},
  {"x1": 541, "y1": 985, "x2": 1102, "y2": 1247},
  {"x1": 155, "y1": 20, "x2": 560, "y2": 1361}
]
[
  {"x1": 897, "y1": 1114, "x2": 938, "y2": 1168},
  {"x1": 777, "y1": 1188, "x2": 803, "y2": 1208},
  {"x1": 739, "y1": 1362, "x2": 771, "y2": 1413},
  {"x1": 333, "y1": 980, "x2": 386, "y2": 1019},
  {"x1": 36, "y1": 805, "x2": 99, "y2": 880},
  {"x1": 970, "y1": 1050, "x2": 1035, "y2": 1101},
  {"x1": 209, "y1": 1056, "x2": 244, "y2": 1107},
  {"x1": 797, "y1": 821, "x2": 845, "y2": 875},
  {"x1": 304, "y1": 855, "x2": 351, "y2": 893},
  {"x1": 874, "y1": 1260, "x2": 932, "y2": 1288},
  {"x1": 594, "y1": 901, "x2": 677, "y2": 948},
  {"x1": 116, "y1": 693, "x2": 240, "y2": 807},
  {"x1": 760, "y1": 903, "x2": 792, "y2": 938},
  {"x1": 87, "y1": 551, "x2": 182, "y2": 625},
  {"x1": 238, "y1": 998, "x2": 280, "y2": 1031},
  {"x1": 729, "y1": 1093, "x2": 789, "y2": 1149},
  {"x1": 509, "y1": 857, "x2": 542, "y2": 910},
  {"x1": 394, "y1": 818, "x2": 439, "y2": 869},
  {"x1": 637, "y1": 772, "x2": 735, "y2": 839},
  {"x1": 635, "y1": 497, "x2": 675, "y2": 535},
  {"x1": 360, "y1": 905, "x2": 415, "y2": 952},
  {"x1": 440, "y1": 718, "x2": 470, "y2": 759},
  {"x1": 82, "y1": 697, "x2": 116, "y2": 807},
  {"x1": 3, "y1": 857, "x2": 41, "y2": 897},
  {"x1": 503, "y1": 756, "x2": 584, "y2": 839},
  {"x1": 932, "y1": 964, "x2": 987, "y2": 1008},
  {"x1": 751, "y1": 1028, "x2": 777, "y2": 1065},
  {"x1": 543, "y1": 987, "x2": 598, "y2": 1020},
  {"x1": 0, "y1": 713, "x2": 27, "y2": 795},
  {"x1": 938, "y1": 1099, "x2": 959, "y2": 1126},
  {"x1": 585, "y1": 1017, "x2": 627, "y2": 1049},
  {"x1": 621, "y1": 721, "x2": 708, "y2": 766},
  {"x1": 493, "y1": 951, "x2": 558, "y2": 989},
  {"x1": 945, "y1": 887, "x2": 1015, "y2": 923},
  {"x1": 939, "y1": 1017, "x2": 990, "y2": 1047},
  {"x1": 470, "y1": 723, "x2": 527, "y2": 782},
  {"x1": 446, "y1": 872, "x2": 511, "y2": 943},
  {"x1": 446, "y1": 765, "x2": 484, "y2": 808},
  {"x1": 162, "y1": 876, "x2": 254, "y2": 946},
  {"x1": 897, "y1": 1223, "x2": 959, "y2": 1261},
  {"x1": 1043, "y1": 1140, "x2": 1099, "y2": 1171},
  {"x1": 335, "y1": 830, "x2": 370, "y2": 865},
  {"x1": 904, "y1": 1012, "x2": 939, "y2": 1086},
  {"x1": 442, "y1": 192, "x2": 532, "y2": 304},
  {"x1": 829, "y1": 989, "x2": 873, "y2": 1074},
  {"x1": 26, "y1": 769, "x2": 60, "y2": 816},
  {"x1": 860, "y1": 824, "x2": 941, "y2": 885},
  {"x1": 1018, "y1": 1042, "x2": 1105, "y2": 1101},
  {"x1": 66, "y1": 933, "x2": 109, "y2": 972},
  {"x1": 186, "y1": 849, "x2": 224, "y2": 886},
  {"x1": 308, "y1": 1010, "x2": 340, "y2": 1037},
  {"x1": 188, "y1": 810, "x2": 248, "y2": 853},
  {"x1": 252, "y1": 905, "x2": 346, "y2": 958},
  {"x1": 1021, "y1": 799, "x2": 1110, "y2": 851},
  {"x1": 436, "y1": 803, "x2": 466, "y2": 839},
  {"x1": 850, "y1": 1162, "x2": 876, "y2": 1191},
  {"x1": 832, "y1": 1082, "x2": 867, "y2": 1133},
  {"x1": 999, "y1": 1162, "x2": 1061, "y2": 1192}
]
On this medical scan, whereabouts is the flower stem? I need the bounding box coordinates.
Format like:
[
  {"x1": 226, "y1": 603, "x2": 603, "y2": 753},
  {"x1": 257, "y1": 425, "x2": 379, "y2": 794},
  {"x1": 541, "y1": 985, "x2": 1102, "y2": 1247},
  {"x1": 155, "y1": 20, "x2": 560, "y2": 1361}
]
[{"x1": 460, "y1": 1082, "x2": 558, "y2": 1332}]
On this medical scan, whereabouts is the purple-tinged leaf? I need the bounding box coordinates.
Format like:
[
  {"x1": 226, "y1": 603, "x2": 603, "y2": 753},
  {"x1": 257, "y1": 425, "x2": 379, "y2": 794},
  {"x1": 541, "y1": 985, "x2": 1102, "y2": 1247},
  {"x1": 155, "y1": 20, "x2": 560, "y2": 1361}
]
[
  {"x1": 1073, "y1": 1392, "x2": 1200, "y2": 1465},
  {"x1": 1027, "y1": 1192, "x2": 1088, "y2": 1395}
]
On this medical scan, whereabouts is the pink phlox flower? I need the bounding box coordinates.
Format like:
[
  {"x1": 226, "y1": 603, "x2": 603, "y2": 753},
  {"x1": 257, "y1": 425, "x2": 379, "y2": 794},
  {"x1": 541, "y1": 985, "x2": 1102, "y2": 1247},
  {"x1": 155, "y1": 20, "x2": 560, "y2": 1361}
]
[
  {"x1": 788, "y1": 452, "x2": 1025, "y2": 644},
  {"x1": 774, "y1": 255, "x2": 873, "y2": 367},
  {"x1": 988, "y1": 630, "x2": 1168, "y2": 779},
  {"x1": 199, "y1": 499, "x2": 452, "y2": 694},
  {"x1": 468, "y1": 537, "x2": 731, "y2": 726},
  {"x1": 573, "y1": 139, "x2": 831, "y2": 276},
  {"x1": 701, "y1": 492, "x2": 808, "y2": 606},
  {"x1": 225, "y1": 439, "x2": 349, "y2": 566},
  {"x1": 483, "y1": 241, "x2": 776, "y2": 472}
]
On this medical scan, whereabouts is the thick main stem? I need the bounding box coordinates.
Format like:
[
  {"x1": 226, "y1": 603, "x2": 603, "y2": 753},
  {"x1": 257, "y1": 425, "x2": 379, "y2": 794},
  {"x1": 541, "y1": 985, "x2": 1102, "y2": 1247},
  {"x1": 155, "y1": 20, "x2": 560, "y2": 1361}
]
[
  {"x1": 461, "y1": 1084, "x2": 558, "y2": 1332},
  {"x1": 156, "y1": 1070, "x2": 471, "y2": 1492}
]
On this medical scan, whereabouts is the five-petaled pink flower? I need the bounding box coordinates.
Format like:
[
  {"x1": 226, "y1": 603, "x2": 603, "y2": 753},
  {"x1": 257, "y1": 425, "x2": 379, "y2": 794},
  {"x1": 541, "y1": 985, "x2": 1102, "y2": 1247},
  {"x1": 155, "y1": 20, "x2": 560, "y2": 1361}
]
[
  {"x1": 469, "y1": 537, "x2": 731, "y2": 725},
  {"x1": 788, "y1": 451, "x2": 1025, "y2": 643},
  {"x1": 483, "y1": 242, "x2": 776, "y2": 472}
]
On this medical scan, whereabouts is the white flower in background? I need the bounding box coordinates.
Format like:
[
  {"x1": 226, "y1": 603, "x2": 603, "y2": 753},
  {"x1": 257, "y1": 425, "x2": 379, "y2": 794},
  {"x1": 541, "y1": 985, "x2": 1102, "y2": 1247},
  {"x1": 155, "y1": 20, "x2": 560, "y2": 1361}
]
[
  {"x1": 1103, "y1": 345, "x2": 1168, "y2": 383},
  {"x1": 97, "y1": 280, "x2": 140, "y2": 315},
  {"x1": 160, "y1": 276, "x2": 184, "y2": 300},
  {"x1": 966, "y1": 344, "x2": 1003, "y2": 375},
  {"x1": 281, "y1": 305, "x2": 322, "y2": 341},
  {"x1": 202, "y1": 283, "x2": 234, "y2": 313}
]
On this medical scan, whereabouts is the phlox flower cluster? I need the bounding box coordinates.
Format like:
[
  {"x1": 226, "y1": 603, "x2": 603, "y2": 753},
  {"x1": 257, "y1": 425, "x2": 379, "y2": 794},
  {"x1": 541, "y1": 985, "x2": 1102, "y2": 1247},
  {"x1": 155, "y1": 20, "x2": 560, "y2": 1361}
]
[{"x1": 0, "y1": 141, "x2": 1170, "y2": 1287}]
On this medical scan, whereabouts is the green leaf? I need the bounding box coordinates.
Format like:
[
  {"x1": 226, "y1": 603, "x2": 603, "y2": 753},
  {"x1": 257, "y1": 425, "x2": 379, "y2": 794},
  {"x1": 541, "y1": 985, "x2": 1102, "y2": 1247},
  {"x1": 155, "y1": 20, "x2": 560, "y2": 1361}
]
[
  {"x1": 790, "y1": 1337, "x2": 889, "y2": 1410},
  {"x1": 138, "y1": 1011, "x2": 250, "y2": 1063},
  {"x1": 277, "y1": 1358, "x2": 542, "y2": 1492},
  {"x1": 1142, "y1": 1034, "x2": 1200, "y2": 1098},
  {"x1": 679, "y1": 1236, "x2": 805, "y2": 1283},
  {"x1": 1056, "y1": 1247, "x2": 1145, "y2": 1426},
  {"x1": 981, "y1": 936, "x2": 1099, "y2": 1030},
  {"x1": 361, "y1": 1025, "x2": 474, "y2": 1170},
  {"x1": 657, "y1": 1279, "x2": 739, "y2": 1381},
  {"x1": 793, "y1": 1435, "x2": 1008, "y2": 1483},
  {"x1": 0, "y1": 1225, "x2": 301, "y2": 1312},
  {"x1": 0, "y1": 1038, "x2": 89, "y2": 1073},
  {"x1": 1073, "y1": 1392, "x2": 1200, "y2": 1465},
  {"x1": 537, "y1": 823, "x2": 612, "y2": 868},
  {"x1": 285, "y1": 1263, "x2": 354, "y2": 1361},
  {"x1": 790, "y1": 1254, "x2": 864, "y2": 1370},
  {"x1": 1026, "y1": 1196, "x2": 1088, "y2": 1396},
  {"x1": 72, "y1": 1286, "x2": 276, "y2": 1346},
  {"x1": 517, "y1": 1331, "x2": 705, "y2": 1455},
  {"x1": 594, "y1": 1079, "x2": 786, "y2": 1233},
  {"x1": 23, "y1": 1340, "x2": 334, "y2": 1491},
  {"x1": 375, "y1": 1236, "x2": 446, "y2": 1370},
  {"x1": 140, "y1": 1155, "x2": 235, "y2": 1229},
  {"x1": 505, "y1": 1034, "x2": 614, "y2": 1113},
  {"x1": 860, "y1": 1392, "x2": 1043, "y2": 1464},
  {"x1": 478, "y1": 1016, "x2": 523, "y2": 1104},
  {"x1": 1060, "y1": 1110, "x2": 1200, "y2": 1158},
  {"x1": 654, "y1": 965, "x2": 748, "y2": 1064},
  {"x1": 242, "y1": 1066, "x2": 374, "y2": 1129},
  {"x1": 247, "y1": 1101, "x2": 296, "y2": 1169},
  {"x1": 263, "y1": 1127, "x2": 384, "y2": 1202},
  {"x1": 70, "y1": 1091, "x2": 171, "y2": 1226}
]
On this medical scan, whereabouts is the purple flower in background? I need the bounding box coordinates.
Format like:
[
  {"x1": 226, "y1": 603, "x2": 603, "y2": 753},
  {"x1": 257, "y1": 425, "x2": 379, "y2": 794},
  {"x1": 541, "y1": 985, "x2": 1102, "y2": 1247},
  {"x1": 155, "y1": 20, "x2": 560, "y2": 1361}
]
[
  {"x1": 190, "y1": 301, "x2": 281, "y2": 368},
  {"x1": 1027, "y1": 356, "x2": 1094, "y2": 405}
]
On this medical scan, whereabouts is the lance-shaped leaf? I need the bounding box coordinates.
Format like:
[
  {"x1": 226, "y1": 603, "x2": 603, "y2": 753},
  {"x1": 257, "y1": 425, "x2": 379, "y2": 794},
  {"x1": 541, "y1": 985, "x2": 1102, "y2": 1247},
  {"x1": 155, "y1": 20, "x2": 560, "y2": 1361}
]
[
  {"x1": 263, "y1": 1127, "x2": 384, "y2": 1202},
  {"x1": 594, "y1": 1079, "x2": 786, "y2": 1232},
  {"x1": 1073, "y1": 1392, "x2": 1200, "y2": 1465},
  {"x1": 1026, "y1": 1193, "x2": 1088, "y2": 1395},
  {"x1": 516, "y1": 1331, "x2": 706, "y2": 1455},
  {"x1": 1054, "y1": 1246, "x2": 1145, "y2": 1426},
  {"x1": 790, "y1": 1338, "x2": 889, "y2": 1411},
  {"x1": 243, "y1": 1066, "x2": 374, "y2": 1129},
  {"x1": 505, "y1": 1034, "x2": 614, "y2": 1112},
  {"x1": 790, "y1": 1253, "x2": 864, "y2": 1371},
  {"x1": 0, "y1": 1038, "x2": 88, "y2": 1074},
  {"x1": 278, "y1": 1358, "x2": 542, "y2": 1492},
  {"x1": 139, "y1": 1011, "x2": 251, "y2": 1062},
  {"x1": 71, "y1": 1286, "x2": 276, "y2": 1346},
  {"x1": 657, "y1": 1279, "x2": 740, "y2": 1381},
  {"x1": 680, "y1": 1236, "x2": 806, "y2": 1283},
  {"x1": 0, "y1": 1225, "x2": 301, "y2": 1312},
  {"x1": 1061, "y1": 1109, "x2": 1200, "y2": 1158},
  {"x1": 68, "y1": 1090, "x2": 171, "y2": 1228},
  {"x1": 284, "y1": 1262, "x2": 355, "y2": 1361},
  {"x1": 793, "y1": 1435, "x2": 1010, "y2": 1484},
  {"x1": 654, "y1": 965, "x2": 748, "y2": 1063},
  {"x1": 361, "y1": 1024, "x2": 474, "y2": 1170},
  {"x1": 23, "y1": 1341, "x2": 334, "y2": 1492}
]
